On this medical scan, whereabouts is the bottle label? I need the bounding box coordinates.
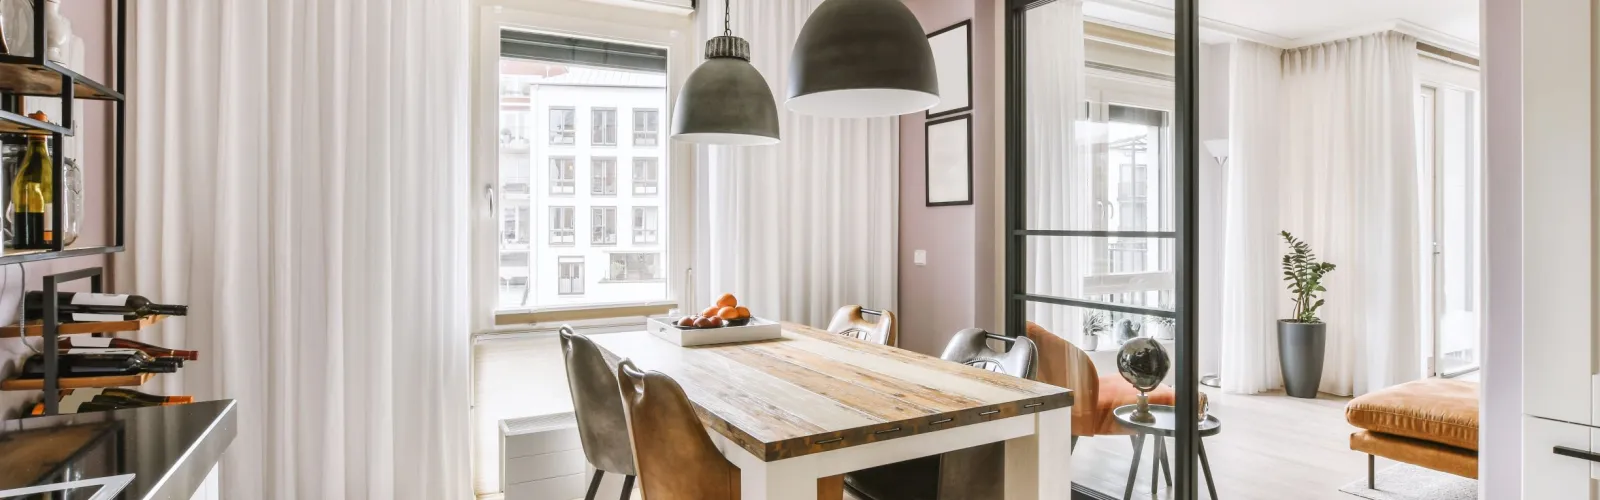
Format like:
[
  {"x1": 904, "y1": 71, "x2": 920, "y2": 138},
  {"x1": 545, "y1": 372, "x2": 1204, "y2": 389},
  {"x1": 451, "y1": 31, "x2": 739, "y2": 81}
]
[
  {"x1": 71, "y1": 313, "x2": 127, "y2": 322},
  {"x1": 69, "y1": 337, "x2": 114, "y2": 348},
  {"x1": 64, "y1": 348, "x2": 142, "y2": 355},
  {"x1": 70, "y1": 293, "x2": 131, "y2": 307}
]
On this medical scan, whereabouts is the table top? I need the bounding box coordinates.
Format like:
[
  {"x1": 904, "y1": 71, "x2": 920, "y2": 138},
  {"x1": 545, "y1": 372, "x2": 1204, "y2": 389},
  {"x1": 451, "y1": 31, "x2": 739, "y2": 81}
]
[
  {"x1": 1112, "y1": 404, "x2": 1222, "y2": 437},
  {"x1": 590, "y1": 322, "x2": 1074, "y2": 462}
]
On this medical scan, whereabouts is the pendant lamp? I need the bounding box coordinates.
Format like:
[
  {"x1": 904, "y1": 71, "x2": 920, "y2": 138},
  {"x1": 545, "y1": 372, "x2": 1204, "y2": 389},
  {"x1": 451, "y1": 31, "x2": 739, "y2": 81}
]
[
  {"x1": 672, "y1": 0, "x2": 780, "y2": 146},
  {"x1": 787, "y1": 0, "x2": 939, "y2": 118}
]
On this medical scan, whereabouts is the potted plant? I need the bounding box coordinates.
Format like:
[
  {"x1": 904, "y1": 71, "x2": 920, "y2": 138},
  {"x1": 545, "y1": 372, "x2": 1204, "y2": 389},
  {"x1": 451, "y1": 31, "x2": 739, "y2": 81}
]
[
  {"x1": 1082, "y1": 311, "x2": 1109, "y2": 351},
  {"x1": 1145, "y1": 306, "x2": 1175, "y2": 340},
  {"x1": 1279, "y1": 231, "x2": 1336, "y2": 399}
]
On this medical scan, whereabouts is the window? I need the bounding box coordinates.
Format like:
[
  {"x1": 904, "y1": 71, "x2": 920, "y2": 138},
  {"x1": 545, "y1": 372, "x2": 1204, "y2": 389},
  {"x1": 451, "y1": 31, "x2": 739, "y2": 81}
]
[
  {"x1": 607, "y1": 253, "x2": 662, "y2": 282},
  {"x1": 633, "y1": 158, "x2": 659, "y2": 195},
  {"x1": 550, "y1": 206, "x2": 575, "y2": 245},
  {"x1": 550, "y1": 157, "x2": 575, "y2": 194},
  {"x1": 591, "y1": 207, "x2": 617, "y2": 245},
  {"x1": 592, "y1": 158, "x2": 617, "y2": 195},
  {"x1": 549, "y1": 107, "x2": 575, "y2": 145},
  {"x1": 633, "y1": 207, "x2": 659, "y2": 244},
  {"x1": 633, "y1": 109, "x2": 659, "y2": 146},
  {"x1": 558, "y1": 257, "x2": 584, "y2": 295},
  {"x1": 592, "y1": 108, "x2": 617, "y2": 146},
  {"x1": 502, "y1": 205, "x2": 530, "y2": 244}
]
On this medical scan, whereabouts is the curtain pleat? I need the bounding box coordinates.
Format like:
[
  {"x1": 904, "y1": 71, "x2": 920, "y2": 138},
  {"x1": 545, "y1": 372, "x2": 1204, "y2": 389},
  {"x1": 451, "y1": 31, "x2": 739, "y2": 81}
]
[
  {"x1": 1021, "y1": 0, "x2": 1087, "y2": 342},
  {"x1": 119, "y1": 0, "x2": 472, "y2": 498},
  {"x1": 1219, "y1": 40, "x2": 1285, "y2": 394}
]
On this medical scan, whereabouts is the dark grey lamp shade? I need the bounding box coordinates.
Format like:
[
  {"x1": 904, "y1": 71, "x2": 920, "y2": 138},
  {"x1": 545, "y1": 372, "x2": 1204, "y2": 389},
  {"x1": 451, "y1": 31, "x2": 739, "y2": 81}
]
[
  {"x1": 672, "y1": 36, "x2": 781, "y2": 146},
  {"x1": 787, "y1": 0, "x2": 940, "y2": 118}
]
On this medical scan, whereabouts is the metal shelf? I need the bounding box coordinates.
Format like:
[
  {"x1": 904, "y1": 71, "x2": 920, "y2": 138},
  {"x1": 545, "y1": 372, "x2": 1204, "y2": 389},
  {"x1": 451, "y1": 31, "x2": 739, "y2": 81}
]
[
  {"x1": 0, "y1": 245, "x2": 123, "y2": 266},
  {"x1": 0, "y1": 55, "x2": 122, "y2": 101},
  {"x1": 0, "y1": 108, "x2": 69, "y2": 135}
]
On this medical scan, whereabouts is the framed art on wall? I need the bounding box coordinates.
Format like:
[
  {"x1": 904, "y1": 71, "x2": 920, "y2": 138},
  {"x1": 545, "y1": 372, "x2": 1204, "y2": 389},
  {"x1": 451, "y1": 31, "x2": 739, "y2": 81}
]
[
  {"x1": 925, "y1": 20, "x2": 972, "y2": 119},
  {"x1": 925, "y1": 115, "x2": 972, "y2": 206}
]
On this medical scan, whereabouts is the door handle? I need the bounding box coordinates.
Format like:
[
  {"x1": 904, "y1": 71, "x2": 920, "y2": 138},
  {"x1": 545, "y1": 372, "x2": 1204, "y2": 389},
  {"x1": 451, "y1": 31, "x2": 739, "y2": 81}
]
[
  {"x1": 484, "y1": 184, "x2": 496, "y2": 217},
  {"x1": 1553, "y1": 446, "x2": 1600, "y2": 463}
]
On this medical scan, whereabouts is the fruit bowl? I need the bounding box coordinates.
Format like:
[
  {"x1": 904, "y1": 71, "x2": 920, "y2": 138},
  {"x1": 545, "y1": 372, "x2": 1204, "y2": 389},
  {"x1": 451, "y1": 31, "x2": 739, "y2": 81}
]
[{"x1": 647, "y1": 316, "x2": 781, "y2": 346}]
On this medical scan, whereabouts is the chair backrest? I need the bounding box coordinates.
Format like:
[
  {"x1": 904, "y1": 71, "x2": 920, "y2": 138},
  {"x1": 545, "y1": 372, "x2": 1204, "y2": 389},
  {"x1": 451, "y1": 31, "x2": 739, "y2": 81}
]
[
  {"x1": 1024, "y1": 321, "x2": 1100, "y2": 436},
  {"x1": 616, "y1": 359, "x2": 741, "y2": 500},
  {"x1": 558, "y1": 326, "x2": 636, "y2": 475},
  {"x1": 826, "y1": 305, "x2": 898, "y2": 346},
  {"x1": 940, "y1": 328, "x2": 1038, "y2": 379}
]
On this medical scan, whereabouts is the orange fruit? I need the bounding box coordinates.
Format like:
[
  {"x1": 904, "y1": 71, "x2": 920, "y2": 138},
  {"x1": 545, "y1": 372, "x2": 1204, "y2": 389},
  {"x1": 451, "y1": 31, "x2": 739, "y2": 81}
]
[
  {"x1": 735, "y1": 306, "x2": 751, "y2": 319},
  {"x1": 717, "y1": 306, "x2": 739, "y2": 320},
  {"x1": 701, "y1": 306, "x2": 721, "y2": 317},
  {"x1": 716, "y1": 293, "x2": 738, "y2": 308}
]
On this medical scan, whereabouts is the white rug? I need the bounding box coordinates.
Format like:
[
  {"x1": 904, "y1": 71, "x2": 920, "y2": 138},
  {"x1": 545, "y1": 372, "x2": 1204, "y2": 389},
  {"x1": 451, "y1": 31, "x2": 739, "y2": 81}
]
[{"x1": 1339, "y1": 464, "x2": 1476, "y2": 500}]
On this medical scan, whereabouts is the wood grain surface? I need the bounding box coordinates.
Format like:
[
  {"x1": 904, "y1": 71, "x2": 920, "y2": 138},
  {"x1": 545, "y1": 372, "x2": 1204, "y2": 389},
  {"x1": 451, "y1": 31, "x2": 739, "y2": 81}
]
[{"x1": 590, "y1": 322, "x2": 1073, "y2": 462}]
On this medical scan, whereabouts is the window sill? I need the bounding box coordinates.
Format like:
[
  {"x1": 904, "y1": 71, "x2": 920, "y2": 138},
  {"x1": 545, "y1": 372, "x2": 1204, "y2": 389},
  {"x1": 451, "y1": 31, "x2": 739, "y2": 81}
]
[
  {"x1": 495, "y1": 300, "x2": 677, "y2": 326},
  {"x1": 599, "y1": 278, "x2": 666, "y2": 284}
]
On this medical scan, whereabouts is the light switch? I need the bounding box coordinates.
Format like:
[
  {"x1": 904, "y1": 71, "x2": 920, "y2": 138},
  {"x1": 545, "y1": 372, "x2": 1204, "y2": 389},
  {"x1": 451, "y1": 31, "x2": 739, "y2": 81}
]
[{"x1": 914, "y1": 250, "x2": 927, "y2": 266}]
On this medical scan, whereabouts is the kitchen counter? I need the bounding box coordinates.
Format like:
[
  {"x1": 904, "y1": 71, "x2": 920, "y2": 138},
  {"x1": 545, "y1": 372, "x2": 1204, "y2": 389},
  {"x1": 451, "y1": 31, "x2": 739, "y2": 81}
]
[{"x1": 0, "y1": 399, "x2": 237, "y2": 500}]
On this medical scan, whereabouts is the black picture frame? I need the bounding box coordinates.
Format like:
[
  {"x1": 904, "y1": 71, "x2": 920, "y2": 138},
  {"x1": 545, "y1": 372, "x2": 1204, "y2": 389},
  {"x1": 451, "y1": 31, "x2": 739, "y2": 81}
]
[
  {"x1": 925, "y1": 114, "x2": 973, "y2": 207},
  {"x1": 926, "y1": 20, "x2": 973, "y2": 119}
]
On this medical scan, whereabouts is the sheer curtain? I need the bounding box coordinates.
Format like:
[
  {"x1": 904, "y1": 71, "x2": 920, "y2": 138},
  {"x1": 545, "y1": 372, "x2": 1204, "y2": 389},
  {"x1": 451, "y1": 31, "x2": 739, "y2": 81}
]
[
  {"x1": 693, "y1": 0, "x2": 898, "y2": 328},
  {"x1": 1219, "y1": 40, "x2": 1284, "y2": 394},
  {"x1": 1021, "y1": 0, "x2": 1088, "y2": 342},
  {"x1": 119, "y1": 1, "x2": 472, "y2": 499},
  {"x1": 1280, "y1": 32, "x2": 1421, "y2": 397}
]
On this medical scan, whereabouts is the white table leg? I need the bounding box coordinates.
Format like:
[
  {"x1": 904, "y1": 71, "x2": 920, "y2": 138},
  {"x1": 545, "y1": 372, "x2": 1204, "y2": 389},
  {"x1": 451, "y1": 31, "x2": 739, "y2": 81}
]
[
  {"x1": 738, "y1": 457, "x2": 819, "y2": 500},
  {"x1": 1005, "y1": 408, "x2": 1073, "y2": 500}
]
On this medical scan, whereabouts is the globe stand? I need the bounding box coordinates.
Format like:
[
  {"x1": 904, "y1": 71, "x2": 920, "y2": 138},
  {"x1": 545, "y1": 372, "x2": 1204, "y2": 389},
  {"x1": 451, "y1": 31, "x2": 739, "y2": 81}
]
[{"x1": 1130, "y1": 392, "x2": 1155, "y2": 424}]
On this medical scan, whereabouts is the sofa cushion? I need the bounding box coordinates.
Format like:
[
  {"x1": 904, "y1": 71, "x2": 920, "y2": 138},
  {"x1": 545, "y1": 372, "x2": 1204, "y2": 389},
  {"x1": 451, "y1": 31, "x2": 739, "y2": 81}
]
[{"x1": 1346, "y1": 379, "x2": 1478, "y2": 451}]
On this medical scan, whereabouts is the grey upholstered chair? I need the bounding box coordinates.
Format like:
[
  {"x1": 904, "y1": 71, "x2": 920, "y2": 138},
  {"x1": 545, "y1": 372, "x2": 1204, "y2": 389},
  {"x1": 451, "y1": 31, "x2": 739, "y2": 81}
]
[
  {"x1": 826, "y1": 305, "x2": 899, "y2": 346},
  {"x1": 559, "y1": 326, "x2": 637, "y2": 500},
  {"x1": 843, "y1": 329, "x2": 1039, "y2": 500}
]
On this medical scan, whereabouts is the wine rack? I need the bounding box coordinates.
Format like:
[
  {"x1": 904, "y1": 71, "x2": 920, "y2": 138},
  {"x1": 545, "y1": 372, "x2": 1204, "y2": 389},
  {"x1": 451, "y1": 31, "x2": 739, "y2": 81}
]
[
  {"x1": 0, "y1": 0, "x2": 128, "y2": 265},
  {"x1": 0, "y1": 314, "x2": 167, "y2": 338}
]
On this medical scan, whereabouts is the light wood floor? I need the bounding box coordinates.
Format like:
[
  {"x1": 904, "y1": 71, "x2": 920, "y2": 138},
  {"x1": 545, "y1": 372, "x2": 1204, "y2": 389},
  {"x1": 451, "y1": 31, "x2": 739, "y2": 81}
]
[{"x1": 475, "y1": 334, "x2": 1453, "y2": 500}]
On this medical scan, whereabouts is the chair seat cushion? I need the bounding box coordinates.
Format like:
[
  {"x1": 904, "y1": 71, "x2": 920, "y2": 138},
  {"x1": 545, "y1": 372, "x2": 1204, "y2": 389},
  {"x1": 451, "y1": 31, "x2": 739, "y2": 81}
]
[
  {"x1": 1093, "y1": 378, "x2": 1206, "y2": 435},
  {"x1": 1351, "y1": 430, "x2": 1478, "y2": 479},
  {"x1": 1345, "y1": 379, "x2": 1478, "y2": 451}
]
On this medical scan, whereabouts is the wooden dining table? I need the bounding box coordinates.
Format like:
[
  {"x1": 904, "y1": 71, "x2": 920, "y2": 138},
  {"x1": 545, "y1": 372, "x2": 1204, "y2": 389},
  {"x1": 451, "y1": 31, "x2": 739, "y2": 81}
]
[{"x1": 590, "y1": 322, "x2": 1075, "y2": 500}]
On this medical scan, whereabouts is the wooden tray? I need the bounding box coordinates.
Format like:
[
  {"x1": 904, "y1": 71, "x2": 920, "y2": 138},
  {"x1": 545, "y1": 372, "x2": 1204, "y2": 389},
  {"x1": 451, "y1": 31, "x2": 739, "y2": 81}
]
[
  {"x1": 0, "y1": 315, "x2": 168, "y2": 338},
  {"x1": 647, "y1": 317, "x2": 781, "y2": 347},
  {"x1": 0, "y1": 372, "x2": 154, "y2": 391}
]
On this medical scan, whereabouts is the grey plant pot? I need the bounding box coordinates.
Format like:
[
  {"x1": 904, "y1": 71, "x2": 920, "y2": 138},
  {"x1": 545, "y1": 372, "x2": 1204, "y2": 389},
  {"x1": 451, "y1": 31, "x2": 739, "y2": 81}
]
[{"x1": 1277, "y1": 320, "x2": 1326, "y2": 399}]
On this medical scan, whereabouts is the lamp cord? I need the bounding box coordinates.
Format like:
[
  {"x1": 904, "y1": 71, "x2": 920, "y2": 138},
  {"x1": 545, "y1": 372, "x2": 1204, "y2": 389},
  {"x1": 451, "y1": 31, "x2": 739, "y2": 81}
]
[{"x1": 723, "y1": 0, "x2": 732, "y2": 36}]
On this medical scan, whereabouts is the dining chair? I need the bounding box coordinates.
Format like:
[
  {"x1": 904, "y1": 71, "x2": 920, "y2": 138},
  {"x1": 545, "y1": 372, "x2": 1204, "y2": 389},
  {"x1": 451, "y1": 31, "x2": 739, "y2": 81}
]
[
  {"x1": 616, "y1": 358, "x2": 741, "y2": 500},
  {"x1": 559, "y1": 326, "x2": 637, "y2": 500},
  {"x1": 826, "y1": 305, "x2": 898, "y2": 346},
  {"x1": 842, "y1": 328, "x2": 1039, "y2": 500}
]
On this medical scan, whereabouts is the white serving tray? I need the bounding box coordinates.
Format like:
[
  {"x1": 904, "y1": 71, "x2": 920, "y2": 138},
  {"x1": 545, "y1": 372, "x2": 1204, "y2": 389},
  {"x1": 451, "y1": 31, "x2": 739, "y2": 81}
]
[{"x1": 647, "y1": 317, "x2": 782, "y2": 347}]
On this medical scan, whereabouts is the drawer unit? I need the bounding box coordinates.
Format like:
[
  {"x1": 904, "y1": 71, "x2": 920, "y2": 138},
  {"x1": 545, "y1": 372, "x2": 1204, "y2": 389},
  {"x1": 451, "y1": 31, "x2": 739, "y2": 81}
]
[
  {"x1": 500, "y1": 413, "x2": 587, "y2": 500},
  {"x1": 1525, "y1": 415, "x2": 1598, "y2": 499}
]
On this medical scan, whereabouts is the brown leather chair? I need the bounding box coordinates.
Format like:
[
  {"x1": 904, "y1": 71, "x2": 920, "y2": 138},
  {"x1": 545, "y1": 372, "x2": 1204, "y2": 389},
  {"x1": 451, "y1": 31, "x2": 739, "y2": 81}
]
[
  {"x1": 615, "y1": 358, "x2": 846, "y2": 500},
  {"x1": 826, "y1": 306, "x2": 898, "y2": 346},
  {"x1": 843, "y1": 329, "x2": 1038, "y2": 500},
  {"x1": 559, "y1": 327, "x2": 637, "y2": 500},
  {"x1": 1024, "y1": 321, "x2": 1202, "y2": 440}
]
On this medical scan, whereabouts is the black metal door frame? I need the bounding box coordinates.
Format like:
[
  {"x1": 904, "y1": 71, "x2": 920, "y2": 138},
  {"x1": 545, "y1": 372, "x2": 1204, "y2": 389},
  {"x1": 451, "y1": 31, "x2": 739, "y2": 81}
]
[{"x1": 1003, "y1": 0, "x2": 1200, "y2": 498}]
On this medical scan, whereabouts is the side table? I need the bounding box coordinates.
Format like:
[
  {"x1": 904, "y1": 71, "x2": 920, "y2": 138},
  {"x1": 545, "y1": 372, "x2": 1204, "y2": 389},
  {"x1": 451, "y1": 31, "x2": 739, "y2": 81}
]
[{"x1": 1112, "y1": 404, "x2": 1221, "y2": 500}]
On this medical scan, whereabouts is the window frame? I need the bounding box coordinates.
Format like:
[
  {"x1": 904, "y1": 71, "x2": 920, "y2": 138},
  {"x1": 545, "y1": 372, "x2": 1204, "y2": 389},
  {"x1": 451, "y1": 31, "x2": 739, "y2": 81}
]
[
  {"x1": 549, "y1": 157, "x2": 576, "y2": 195},
  {"x1": 474, "y1": 4, "x2": 694, "y2": 334},
  {"x1": 592, "y1": 157, "x2": 618, "y2": 196},
  {"x1": 633, "y1": 108, "x2": 660, "y2": 146},
  {"x1": 591, "y1": 107, "x2": 618, "y2": 147},
  {"x1": 550, "y1": 206, "x2": 576, "y2": 246},
  {"x1": 604, "y1": 251, "x2": 664, "y2": 283},
  {"x1": 591, "y1": 206, "x2": 618, "y2": 246},
  {"x1": 1078, "y1": 73, "x2": 1177, "y2": 303},
  {"x1": 549, "y1": 106, "x2": 576, "y2": 145},
  {"x1": 633, "y1": 206, "x2": 659, "y2": 244},
  {"x1": 557, "y1": 256, "x2": 586, "y2": 296},
  {"x1": 632, "y1": 157, "x2": 659, "y2": 196}
]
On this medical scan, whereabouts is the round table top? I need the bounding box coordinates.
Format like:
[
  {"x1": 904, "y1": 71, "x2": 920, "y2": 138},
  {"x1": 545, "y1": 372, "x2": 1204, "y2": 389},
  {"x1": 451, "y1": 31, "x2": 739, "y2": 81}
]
[{"x1": 1112, "y1": 404, "x2": 1222, "y2": 437}]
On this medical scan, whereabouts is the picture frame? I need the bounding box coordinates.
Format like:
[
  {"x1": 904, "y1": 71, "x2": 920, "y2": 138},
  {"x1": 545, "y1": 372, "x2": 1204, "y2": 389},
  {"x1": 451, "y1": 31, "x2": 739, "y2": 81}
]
[
  {"x1": 925, "y1": 115, "x2": 973, "y2": 206},
  {"x1": 925, "y1": 20, "x2": 972, "y2": 119}
]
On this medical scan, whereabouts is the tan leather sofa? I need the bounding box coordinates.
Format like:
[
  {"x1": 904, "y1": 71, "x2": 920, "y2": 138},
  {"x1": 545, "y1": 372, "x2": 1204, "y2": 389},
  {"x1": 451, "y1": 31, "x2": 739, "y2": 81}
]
[{"x1": 1345, "y1": 379, "x2": 1479, "y2": 488}]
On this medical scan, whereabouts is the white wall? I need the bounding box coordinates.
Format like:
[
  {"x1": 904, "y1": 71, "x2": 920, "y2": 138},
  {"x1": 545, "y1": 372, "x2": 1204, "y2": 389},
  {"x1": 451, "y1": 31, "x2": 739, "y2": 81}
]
[
  {"x1": 1198, "y1": 42, "x2": 1230, "y2": 379},
  {"x1": 1481, "y1": 0, "x2": 1521, "y2": 496}
]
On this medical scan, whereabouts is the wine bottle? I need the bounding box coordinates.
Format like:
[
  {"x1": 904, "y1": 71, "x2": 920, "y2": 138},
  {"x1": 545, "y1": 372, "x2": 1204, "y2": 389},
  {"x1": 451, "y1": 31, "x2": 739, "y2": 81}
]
[
  {"x1": 60, "y1": 348, "x2": 184, "y2": 367},
  {"x1": 92, "y1": 392, "x2": 192, "y2": 406},
  {"x1": 9, "y1": 113, "x2": 53, "y2": 249},
  {"x1": 24, "y1": 291, "x2": 189, "y2": 322},
  {"x1": 18, "y1": 351, "x2": 179, "y2": 379},
  {"x1": 58, "y1": 336, "x2": 198, "y2": 361},
  {"x1": 28, "y1": 400, "x2": 158, "y2": 415}
]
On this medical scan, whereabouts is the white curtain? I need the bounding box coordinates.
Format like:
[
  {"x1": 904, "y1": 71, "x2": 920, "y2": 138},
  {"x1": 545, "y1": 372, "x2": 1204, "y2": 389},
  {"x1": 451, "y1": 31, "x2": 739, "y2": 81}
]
[
  {"x1": 693, "y1": 0, "x2": 898, "y2": 328},
  {"x1": 120, "y1": 1, "x2": 472, "y2": 499},
  {"x1": 1020, "y1": 0, "x2": 1089, "y2": 343},
  {"x1": 1218, "y1": 40, "x2": 1285, "y2": 394},
  {"x1": 1279, "y1": 32, "x2": 1421, "y2": 397}
]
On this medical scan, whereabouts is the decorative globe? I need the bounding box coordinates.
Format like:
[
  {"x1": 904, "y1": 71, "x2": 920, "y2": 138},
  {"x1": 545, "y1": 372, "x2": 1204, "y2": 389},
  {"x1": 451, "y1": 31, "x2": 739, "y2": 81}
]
[{"x1": 1117, "y1": 337, "x2": 1170, "y2": 393}]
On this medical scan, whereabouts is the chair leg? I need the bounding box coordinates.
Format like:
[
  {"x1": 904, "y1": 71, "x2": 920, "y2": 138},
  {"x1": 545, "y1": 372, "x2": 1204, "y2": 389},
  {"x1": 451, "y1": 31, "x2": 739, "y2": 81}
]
[
  {"x1": 1368, "y1": 454, "x2": 1375, "y2": 490},
  {"x1": 1071, "y1": 436, "x2": 1079, "y2": 451},
  {"x1": 586, "y1": 470, "x2": 604, "y2": 500},
  {"x1": 619, "y1": 475, "x2": 635, "y2": 500}
]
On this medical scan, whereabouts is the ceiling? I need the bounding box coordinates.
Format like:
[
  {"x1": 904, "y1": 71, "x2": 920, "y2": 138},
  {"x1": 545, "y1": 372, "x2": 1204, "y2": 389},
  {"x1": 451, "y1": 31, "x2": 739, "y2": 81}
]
[{"x1": 1084, "y1": 0, "x2": 1479, "y2": 51}]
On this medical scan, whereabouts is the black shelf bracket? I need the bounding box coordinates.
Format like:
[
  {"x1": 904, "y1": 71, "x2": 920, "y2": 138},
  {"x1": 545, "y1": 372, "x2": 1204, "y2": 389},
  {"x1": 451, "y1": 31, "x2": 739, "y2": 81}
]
[{"x1": 37, "y1": 265, "x2": 104, "y2": 415}]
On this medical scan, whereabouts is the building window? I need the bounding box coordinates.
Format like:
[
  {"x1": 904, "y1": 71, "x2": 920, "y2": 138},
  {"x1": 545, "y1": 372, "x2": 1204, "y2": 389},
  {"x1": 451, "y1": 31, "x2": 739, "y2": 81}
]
[
  {"x1": 550, "y1": 206, "x2": 575, "y2": 246},
  {"x1": 558, "y1": 257, "x2": 584, "y2": 295},
  {"x1": 503, "y1": 205, "x2": 530, "y2": 244},
  {"x1": 633, "y1": 207, "x2": 659, "y2": 244},
  {"x1": 549, "y1": 107, "x2": 575, "y2": 145},
  {"x1": 550, "y1": 157, "x2": 575, "y2": 195},
  {"x1": 633, "y1": 158, "x2": 658, "y2": 196},
  {"x1": 592, "y1": 108, "x2": 617, "y2": 146},
  {"x1": 592, "y1": 207, "x2": 618, "y2": 245},
  {"x1": 607, "y1": 252, "x2": 662, "y2": 282},
  {"x1": 592, "y1": 157, "x2": 617, "y2": 195},
  {"x1": 633, "y1": 109, "x2": 659, "y2": 146}
]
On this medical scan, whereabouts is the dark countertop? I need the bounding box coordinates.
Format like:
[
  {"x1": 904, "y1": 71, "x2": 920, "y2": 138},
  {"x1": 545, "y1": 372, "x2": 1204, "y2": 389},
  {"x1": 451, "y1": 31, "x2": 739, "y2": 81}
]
[{"x1": 0, "y1": 399, "x2": 237, "y2": 500}]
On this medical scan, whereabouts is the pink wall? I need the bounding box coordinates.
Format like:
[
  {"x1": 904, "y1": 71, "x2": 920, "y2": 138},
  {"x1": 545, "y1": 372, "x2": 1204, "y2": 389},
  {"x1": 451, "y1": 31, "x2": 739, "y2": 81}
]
[{"x1": 899, "y1": 0, "x2": 999, "y2": 356}]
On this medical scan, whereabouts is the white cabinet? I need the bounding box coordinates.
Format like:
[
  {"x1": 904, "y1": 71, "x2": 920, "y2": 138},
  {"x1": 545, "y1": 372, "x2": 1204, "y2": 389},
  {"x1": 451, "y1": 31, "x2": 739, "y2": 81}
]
[{"x1": 1524, "y1": 416, "x2": 1596, "y2": 499}]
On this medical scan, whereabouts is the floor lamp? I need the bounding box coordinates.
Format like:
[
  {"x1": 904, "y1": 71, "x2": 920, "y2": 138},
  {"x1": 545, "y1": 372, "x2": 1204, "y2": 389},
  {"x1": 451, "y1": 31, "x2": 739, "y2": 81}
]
[{"x1": 1201, "y1": 139, "x2": 1229, "y2": 389}]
